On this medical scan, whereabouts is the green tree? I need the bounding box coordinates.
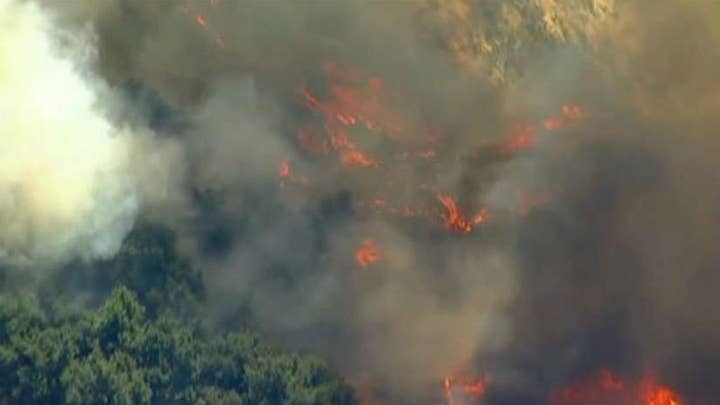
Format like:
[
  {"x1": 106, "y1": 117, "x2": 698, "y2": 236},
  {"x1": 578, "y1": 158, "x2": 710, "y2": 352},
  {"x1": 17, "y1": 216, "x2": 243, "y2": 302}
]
[
  {"x1": 42, "y1": 222, "x2": 205, "y2": 320},
  {"x1": 0, "y1": 286, "x2": 355, "y2": 405},
  {"x1": 61, "y1": 350, "x2": 152, "y2": 405},
  {"x1": 105, "y1": 223, "x2": 206, "y2": 318}
]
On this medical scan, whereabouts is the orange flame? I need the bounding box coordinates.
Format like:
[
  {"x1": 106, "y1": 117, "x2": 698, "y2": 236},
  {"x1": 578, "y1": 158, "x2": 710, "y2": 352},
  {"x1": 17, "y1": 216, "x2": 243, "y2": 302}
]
[
  {"x1": 643, "y1": 385, "x2": 683, "y2": 405},
  {"x1": 502, "y1": 123, "x2": 536, "y2": 151},
  {"x1": 195, "y1": 14, "x2": 208, "y2": 28},
  {"x1": 291, "y1": 62, "x2": 587, "y2": 236},
  {"x1": 180, "y1": 5, "x2": 225, "y2": 49},
  {"x1": 277, "y1": 160, "x2": 310, "y2": 187},
  {"x1": 355, "y1": 239, "x2": 381, "y2": 267},
  {"x1": 297, "y1": 60, "x2": 434, "y2": 171},
  {"x1": 550, "y1": 369, "x2": 684, "y2": 405},
  {"x1": 501, "y1": 104, "x2": 585, "y2": 152},
  {"x1": 472, "y1": 208, "x2": 489, "y2": 225},
  {"x1": 443, "y1": 374, "x2": 489, "y2": 405},
  {"x1": 437, "y1": 194, "x2": 473, "y2": 233},
  {"x1": 544, "y1": 104, "x2": 585, "y2": 130},
  {"x1": 279, "y1": 160, "x2": 291, "y2": 178},
  {"x1": 341, "y1": 149, "x2": 378, "y2": 168}
]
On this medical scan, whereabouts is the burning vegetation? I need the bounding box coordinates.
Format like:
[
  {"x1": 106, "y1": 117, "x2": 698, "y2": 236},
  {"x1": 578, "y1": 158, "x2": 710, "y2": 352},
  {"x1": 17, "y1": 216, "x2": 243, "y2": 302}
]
[
  {"x1": 286, "y1": 58, "x2": 587, "y2": 244},
  {"x1": 355, "y1": 239, "x2": 381, "y2": 268},
  {"x1": 443, "y1": 373, "x2": 489, "y2": 405},
  {"x1": 550, "y1": 370, "x2": 684, "y2": 405},
  {"x1": 163, "y1": 3, "x2": 715, "y2": 403},
  {"x1": 14, "y1": 0, "x2": 720, "y2": 404}
]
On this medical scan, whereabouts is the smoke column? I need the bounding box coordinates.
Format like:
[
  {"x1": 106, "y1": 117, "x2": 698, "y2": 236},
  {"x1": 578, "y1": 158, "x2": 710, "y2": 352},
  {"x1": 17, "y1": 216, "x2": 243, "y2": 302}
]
[{"x1": 0, "y1": 0, "x2": 180, "y2": 268}]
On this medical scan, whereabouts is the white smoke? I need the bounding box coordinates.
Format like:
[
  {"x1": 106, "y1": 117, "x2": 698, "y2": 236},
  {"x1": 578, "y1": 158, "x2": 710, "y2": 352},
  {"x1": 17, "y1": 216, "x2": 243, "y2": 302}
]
[{"x1": 0, "y1": 0, "x2": 180, "y2": 267}]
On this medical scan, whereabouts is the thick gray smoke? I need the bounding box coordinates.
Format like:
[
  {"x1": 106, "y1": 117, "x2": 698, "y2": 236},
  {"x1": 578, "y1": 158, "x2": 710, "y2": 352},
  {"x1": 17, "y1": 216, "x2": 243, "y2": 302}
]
[
  {"x1": 15, "y1": 0, "x2": 720, "y2": 404},
  {"x1": 41, "y1": 2, "x2": 518, "y2": 401},
  {"x1": 478, "y1": 3, "x2": 720, "y2": 404}
]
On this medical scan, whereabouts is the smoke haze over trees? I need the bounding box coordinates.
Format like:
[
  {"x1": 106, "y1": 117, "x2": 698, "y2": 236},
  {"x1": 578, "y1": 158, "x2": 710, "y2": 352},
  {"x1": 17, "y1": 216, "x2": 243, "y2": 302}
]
[{"x1": 2, "y1": 0, "x2": 720, "y2": 404}]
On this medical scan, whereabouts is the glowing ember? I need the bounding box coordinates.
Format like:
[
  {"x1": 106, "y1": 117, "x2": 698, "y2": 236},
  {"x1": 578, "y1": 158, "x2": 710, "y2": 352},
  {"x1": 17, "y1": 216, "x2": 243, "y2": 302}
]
[
  {"x1": 472, "y1": 209, "x2": 488, "y2": 225},
  {"x1": 562, "y1": 104, "x2": 584, "y2": 120},
  {"x1": 277, "y1": 160, "x2": 310, "y2": 187},
  {"x1": 180, "y1": 5, "x2": 225, "y2": 49},
  {"x1": 501, "y1": 104, "x2": 585, "y2": 151},
  {"x1": 550, "y1": 369, "x2": 684, "y2": 405},
  {"x1": 502, "y1": 123, "x2": 536, "y2": 151},
  {"x1": 355, "y1": 239, "x2": 381, "y2": 267},
  {"x1": 437, "y1": 194, "x2": 473, "y2": 233},
  {"x1": 443, "y1": 374, "x2": 489, "y2": 405},
  {"x1": 341, "y1": 148, "x2": 377, "y2": 168},
  {"x1": 279, "y1": 160, "x2": 291, "y2": 178},
  {"x1": 543, "y1": 116, "x2": 565, "y2": 130},
  {"x1": 195, "y1": 14, "x2": 208, "y2": 28},
  {"x1": 544, "y1": 104, "x2": 584, "y2": 130},
  {"x1": 402, "y1": 206, "x2": 427, "y2": 217},
  {"x1": 643, "y1": 385, "x2": 683, "y2": 405}
]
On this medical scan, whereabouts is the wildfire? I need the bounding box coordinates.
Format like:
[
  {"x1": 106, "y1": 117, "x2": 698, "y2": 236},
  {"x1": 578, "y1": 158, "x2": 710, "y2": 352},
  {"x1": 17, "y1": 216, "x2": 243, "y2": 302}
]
[
  {"x1": 298, "y1": 60, "x2": 434, "y2": 170},
  {"x1": 168, "y1": 11, "x2": 688, "y2": 405},
  {"x1": 437, "y1": 194, "x2": 473, "y2": 233},
  {"x1": 195, "y1": 14, "x2": 208, "y2": 28},
  {"x1": 472, "y1": 208, "x2": 488, "y2": 225},
  {"x1": 501, "y1": 103, "x2": 584, "y2": 152},
  {"x1": 355, "y1": 239, "x2": 381, "y2": 267},
  {"x1": 295, "y1": 61, "x2": 579, "y2": 225},
  {"x1": 277, "y1": 160, "x2": 309, "y2": 186},
  {"x1": 340, "y1": 148, "x2": 378, "y2": 168},
  {"x1": 293, "y1": 61, "x2": 585, "y2": 270},
  {"x1": 502, "y1": 123, "x2": 536, "y2": 151},
  {"x1": 443, "y1": 374, "x2": 489, "y2": 405},
  {"x1": 279, "y1": 160, "x2": 291, "y2": 178},
  {"x1": 550, "y1": 369, "x2": 684, "y2": 405},
  {"x1": 180, "y1": 3, "x2": 225, "y2": 48},
  {"x1": 358, "y1": 193, "x2": 490, "y2": 234},
  {"x1": 544, "y1": 104, "x2": 585, "y2": 130}
]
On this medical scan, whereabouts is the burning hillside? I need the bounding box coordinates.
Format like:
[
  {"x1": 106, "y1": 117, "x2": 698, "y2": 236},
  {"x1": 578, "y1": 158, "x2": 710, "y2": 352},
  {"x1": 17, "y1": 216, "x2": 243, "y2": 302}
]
[
  {"x1": 549, "y1": 370, "x2": 684, "y2": 405},
  {"x1": 6, "y1": 0, "x2": 720, "y2": 404}
]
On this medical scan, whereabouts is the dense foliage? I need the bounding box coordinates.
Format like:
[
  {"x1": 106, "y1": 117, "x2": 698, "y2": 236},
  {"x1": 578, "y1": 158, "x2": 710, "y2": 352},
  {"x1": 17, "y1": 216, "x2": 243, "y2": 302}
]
[{"x1": 0, "y1": 223, "x2": 355, "y2": 405}]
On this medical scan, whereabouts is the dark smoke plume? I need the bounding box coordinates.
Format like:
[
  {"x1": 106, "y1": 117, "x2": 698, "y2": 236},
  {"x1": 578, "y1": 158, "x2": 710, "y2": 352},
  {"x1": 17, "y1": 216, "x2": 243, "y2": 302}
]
[{"x1": 8, "y1": 0, "x2": 720, "y2": 403}]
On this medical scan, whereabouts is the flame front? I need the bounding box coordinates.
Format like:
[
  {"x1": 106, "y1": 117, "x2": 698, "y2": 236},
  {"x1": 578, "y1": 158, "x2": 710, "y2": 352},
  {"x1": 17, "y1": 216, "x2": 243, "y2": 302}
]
[
  {"x1": 292, "y1": 61, "x2": 581, "y2": 237},
  {"x1": 550, "y1": 369, "x2": 684, "y2": 405},
  {"x1": 168, "y1": 7, "x2": 705, "y2": 403}
]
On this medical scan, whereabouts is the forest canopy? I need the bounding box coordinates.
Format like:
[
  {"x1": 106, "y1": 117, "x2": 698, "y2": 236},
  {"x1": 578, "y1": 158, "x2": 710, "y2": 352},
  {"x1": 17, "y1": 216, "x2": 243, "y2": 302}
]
[{"x1": 0, "y1": 224, "x2": 355, "y2": 405}]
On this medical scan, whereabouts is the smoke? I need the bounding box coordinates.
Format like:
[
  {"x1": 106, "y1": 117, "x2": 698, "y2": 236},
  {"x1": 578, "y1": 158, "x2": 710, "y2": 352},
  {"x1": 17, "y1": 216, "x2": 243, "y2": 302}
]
[
  {"x1": 0, "y1": 0, "x2": 181, "y2": 268},
  {"x1": 15, "y1": 0, "x2": 720, "y2": 403},
  {"x1": 36, "y1": 1, "x2": 516, "y2": 400},
  {"x1": 476, "y1": 2, "x2": 720, "y2": 404}
]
